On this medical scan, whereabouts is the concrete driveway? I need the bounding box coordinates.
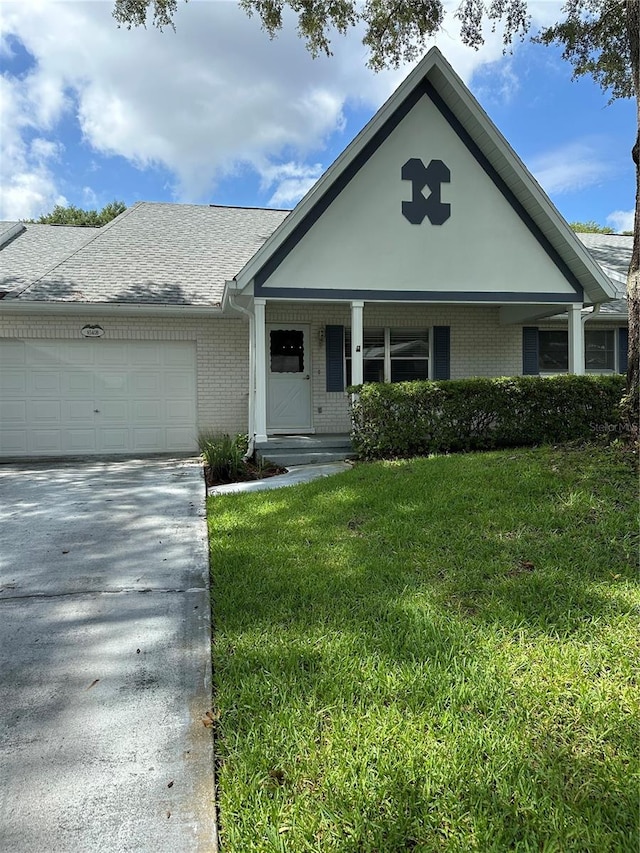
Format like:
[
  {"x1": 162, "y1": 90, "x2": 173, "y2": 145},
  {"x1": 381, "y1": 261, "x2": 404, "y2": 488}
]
[{"x1": 0, "y1": 459, "x2": 217, "y2": 852}]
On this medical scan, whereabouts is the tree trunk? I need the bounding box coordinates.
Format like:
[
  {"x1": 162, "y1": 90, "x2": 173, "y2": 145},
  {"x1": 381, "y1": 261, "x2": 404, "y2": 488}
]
[{"x1": 622, "y1": 0, "x2": 639, "y2": 440}]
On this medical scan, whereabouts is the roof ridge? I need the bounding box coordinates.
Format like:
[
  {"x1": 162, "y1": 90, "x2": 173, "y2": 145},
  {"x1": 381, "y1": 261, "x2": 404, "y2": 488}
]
[{"x1": 13, "y1": 203, "x2": 142, "y2": 298}]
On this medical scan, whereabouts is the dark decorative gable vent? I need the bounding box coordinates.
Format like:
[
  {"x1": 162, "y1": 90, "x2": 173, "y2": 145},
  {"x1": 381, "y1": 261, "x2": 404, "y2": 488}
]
[{"x1": 401, "y1": 158, "x2": 451, "y2": 225}]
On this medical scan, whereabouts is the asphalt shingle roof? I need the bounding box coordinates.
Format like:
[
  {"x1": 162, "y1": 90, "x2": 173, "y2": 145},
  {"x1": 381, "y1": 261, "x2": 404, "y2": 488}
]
[
  {"x1": 1, "y1": 203, "x2": 290, "y2": 307},
  {"x1": 0, "y1": 203, "x2": 631, "y2": 310},
  {"x1": 576, "y1": 232, "x2": 633, "y2": 294},
  {"x1": 0, "y1": 221, "x2": 98, "y2": 297}
]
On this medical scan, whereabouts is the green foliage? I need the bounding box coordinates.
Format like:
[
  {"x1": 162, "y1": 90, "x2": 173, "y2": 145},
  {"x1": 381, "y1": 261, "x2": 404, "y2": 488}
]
[
  {"x1": 349, "y1": 375, "x2": 626, "y2": 459},
  {"x1": 198, "y1": 431, "x2": 248, "y2": 483},
  {"x1": 536, "y1": 0, "x2": 635, "y2": 101},
  {"x1": 570, "y1": 220, "x2": 615, "y2": 233},
  {"x1": 28, "y1": 201, "x2": 127, "y2": 227},
  {"x1": 111, "y1": 0, "x2": 635, "y2": 93}
]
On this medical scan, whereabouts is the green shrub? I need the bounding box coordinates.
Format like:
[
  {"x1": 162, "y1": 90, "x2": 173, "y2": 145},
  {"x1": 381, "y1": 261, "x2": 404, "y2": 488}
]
[
  {"x1": 349, "y1": 375, "x2": 626, "y2": 460},
  {"x1": 198, "y1": 432, "x2": 248, "y2": 483}
]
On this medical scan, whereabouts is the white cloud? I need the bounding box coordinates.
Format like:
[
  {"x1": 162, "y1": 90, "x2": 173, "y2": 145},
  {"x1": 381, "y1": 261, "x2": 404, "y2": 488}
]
[
  {"x1": 0, "y1": 0, "x2": 519, "y2": 218},
  {"x1": 606, "y1": 209, "x2": 634, "y2": 232},
  {"x1": 0, "y1": 74, "x2": 68, "y2": 219},
  {"x1": 259, "y1": 161, "x2": 325, "y2": 207},
  {"x1": 529, "y1": 142, "x2": 611, "y2": 195}
]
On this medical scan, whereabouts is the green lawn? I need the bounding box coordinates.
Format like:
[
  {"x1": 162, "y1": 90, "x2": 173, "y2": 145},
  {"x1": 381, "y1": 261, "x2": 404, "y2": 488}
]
[{"x1": 207, "y1": 444, "x2": 639, "y2": 852}]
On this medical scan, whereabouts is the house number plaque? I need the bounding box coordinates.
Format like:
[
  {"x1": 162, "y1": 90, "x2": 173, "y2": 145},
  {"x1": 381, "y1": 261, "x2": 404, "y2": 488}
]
[{"x1": 81, "y1": 324, "x2": 105, "y2": 338}]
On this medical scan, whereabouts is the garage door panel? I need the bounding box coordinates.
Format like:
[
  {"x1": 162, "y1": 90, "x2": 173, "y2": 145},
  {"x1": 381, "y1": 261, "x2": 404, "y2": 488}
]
[
  {"x1": 64, "y1": 429, "x2": 98, "y2": 453},
  {"x1": 98, "y1": 372, "x2": 128, "y2": 395},
  {"x1": 99, "y1": 428, "x2": 131, "y2": 452},
  {"x1": 63, "y1": 372, "x2": 95, "y2": 394},
  {"x1": 0, "y1": 401, "x2": 27, "y2": 425},
  {"x1": 63, "y1": 400, "x2": 97, "y2": 423},
  {"x1": 100, "y1": 400, "x2": 129, "y2": 421},
  {"x1": 0, "y1": 370, "x2": 27, "y2": 394},
  {"x1": 31, "y1": 372, "x2": 62, "y2": 395},
  {"x1": 96, "y1": 346, "x2": 127, "y2": 366},
  {"x1": 0, "y1": 430, "x2": 28, "y2": 453},
  {"x1": 132, "y1": 400, "x2": 162, "y2": 422},
  {"x1": 0, "y1": 340, "x2": 197, "y2": 457},
  {"x1": 28, "y1": 401, "x2": 61, "y2": 423},
  {"x1": 130, "y1": 372, "x2": 162, "y2": 396},
  {"x1": 30, "y1": 430, "x2": 62, "y2": 453},
  {"x1": 130, "y1": 345, "x2": 162, "y2": 366},
  {"x1": 0, "y1": 341, "x2": 26, "y2": 365},
  {"x1": 162, "y1": 347, "x2": 194, "y2": 367},
  {"x1": 26, "y1": 343, "x2": 62, "y2": 366},
  {"x1": 132, "y1": 428, "x2": 164, "y2": 451},
  {"x1": 164, "y1": 372, "x2": 196, "y2": 397},
  {"x1": 165, "y1": 399, "x2": 193, "y2": 422},
  {"x1": 166, "y1": 428, "x2": 196, "y2": 449}
]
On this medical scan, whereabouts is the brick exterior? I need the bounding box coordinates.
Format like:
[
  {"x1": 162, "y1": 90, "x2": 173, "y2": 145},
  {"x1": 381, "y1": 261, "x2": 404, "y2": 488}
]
[{"x1": 3, "y1": 306, "x2": 613, "y2": 439}]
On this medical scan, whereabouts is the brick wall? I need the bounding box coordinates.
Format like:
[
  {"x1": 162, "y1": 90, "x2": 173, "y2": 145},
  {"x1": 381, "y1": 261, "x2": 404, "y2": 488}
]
[{"x1": 4, "y1": 305, "x2": 583, "y2": 437}]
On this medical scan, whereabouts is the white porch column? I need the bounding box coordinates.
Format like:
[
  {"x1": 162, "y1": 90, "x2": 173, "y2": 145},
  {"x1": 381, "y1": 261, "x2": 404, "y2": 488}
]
[
  {"x1": 351, "y1": 300, "x2": 365, "y2": 385},
  {"x1": 254, "y1": 298, "x2": 268, "y2": 442},
  {"x1": 568, "y1": 303, "x2": 584, "y2": 375}
]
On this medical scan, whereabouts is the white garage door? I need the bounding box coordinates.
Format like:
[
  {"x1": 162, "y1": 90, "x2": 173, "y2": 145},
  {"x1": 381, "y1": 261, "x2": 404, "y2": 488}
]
[{"x1": 0, "y1": 339, "x2": 198, "y2": 457}]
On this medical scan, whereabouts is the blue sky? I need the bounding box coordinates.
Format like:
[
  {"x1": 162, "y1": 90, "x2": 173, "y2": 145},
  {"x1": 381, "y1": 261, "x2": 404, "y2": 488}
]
[{"x1": 0, "y1": 1, "x2": 635, "y2": 231}]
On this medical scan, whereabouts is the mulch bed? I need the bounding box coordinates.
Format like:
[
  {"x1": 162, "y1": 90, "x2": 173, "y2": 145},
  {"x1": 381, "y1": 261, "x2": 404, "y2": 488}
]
[{"x1": 204, "y1": 460, "x2": 287, "y2": 488}]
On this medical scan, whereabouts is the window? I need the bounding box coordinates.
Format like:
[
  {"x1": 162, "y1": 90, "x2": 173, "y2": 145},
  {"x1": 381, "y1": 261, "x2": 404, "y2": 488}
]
[
  {"x1": 345, "y1": 327, "x2": 429, "y2": 384},
  {"x1": 585, "y1": 329, "x2": 615, "y2": 371},
  {"x1": 538, "y1": 330, "x2": 568, "y2": 372},
  {"x1": 537, "y1": 328, "x2": 617, "y2": 373},
  {"x1": 270, "y1": 329, "x2": 304, "y2": 373}
]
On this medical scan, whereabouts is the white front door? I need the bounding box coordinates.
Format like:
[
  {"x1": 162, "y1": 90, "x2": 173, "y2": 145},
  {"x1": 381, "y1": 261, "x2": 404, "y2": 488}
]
[{"x1": 266, "y1": 325, "x2": 312, "y2": 431}]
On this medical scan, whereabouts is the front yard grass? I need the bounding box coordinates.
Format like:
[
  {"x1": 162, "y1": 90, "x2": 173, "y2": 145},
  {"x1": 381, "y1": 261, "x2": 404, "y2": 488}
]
[{"x1": 207, "y1": 444, "x2": 639, "y2": 852}]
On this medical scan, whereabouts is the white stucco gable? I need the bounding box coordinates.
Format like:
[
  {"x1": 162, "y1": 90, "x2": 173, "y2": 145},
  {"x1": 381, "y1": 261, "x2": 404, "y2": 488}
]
[{"x1": 231, "y1": 48, "x2": 615, "y2": 308}]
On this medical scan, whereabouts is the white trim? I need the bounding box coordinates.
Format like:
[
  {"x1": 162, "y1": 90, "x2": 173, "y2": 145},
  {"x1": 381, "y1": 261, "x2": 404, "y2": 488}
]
[
  {"x1": 254, "y1": 299, "x2": 267, "y2": 443},
  {"x1": 350, "y1": 301, "x2": 364, "y2": 385},
  {"x1": 568, "y1": 304, "x2": 585, "y2": 375}
]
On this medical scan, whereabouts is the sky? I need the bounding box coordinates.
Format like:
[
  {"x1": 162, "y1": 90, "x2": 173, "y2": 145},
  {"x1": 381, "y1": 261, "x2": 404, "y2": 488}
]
[{"x1": 0, "y1": 0, "x2": 635, "y2": 232}]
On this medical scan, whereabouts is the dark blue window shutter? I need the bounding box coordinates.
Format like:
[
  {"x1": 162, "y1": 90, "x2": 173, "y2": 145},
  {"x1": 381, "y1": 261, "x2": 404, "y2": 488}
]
[
  {"x1": 326, "y1": 325, "x2": 345, "y2": 391},
  {"x1": 618, "y1": 327, "x2": 628, "y2": 374},
  {"x1": 433, "y1": 326, "x2": 450, "y2": 380},
  {"x1": 522, "y1": 327, "x2": 539, "y2": 375}
]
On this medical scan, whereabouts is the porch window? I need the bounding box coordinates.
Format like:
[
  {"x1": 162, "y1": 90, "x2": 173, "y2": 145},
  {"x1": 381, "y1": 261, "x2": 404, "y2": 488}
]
[
  {"x1": 537, "y1": 329, "x2": 617, "y2": 373},
  {"x1": 585, "y1": 329, "x2": 615, "y2": 371},
  {"x1": 345, "y1": 327, "x2": 429, "y2": 384},
  {"x1": 538, "y1": 330, "x2": 568, "y2": 372}
]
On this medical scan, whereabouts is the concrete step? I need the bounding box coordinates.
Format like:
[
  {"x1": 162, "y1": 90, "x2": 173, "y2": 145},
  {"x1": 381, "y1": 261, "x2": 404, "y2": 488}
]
[
  {"x1": 256, "y1": 434, "x2": 352, "y2": 452},
  {"x1": 255, "y1": 434, "x2": 354, "y2": 467},
  {"x1": 260, "y1": 450, "x2": 354, "y2": 467}
]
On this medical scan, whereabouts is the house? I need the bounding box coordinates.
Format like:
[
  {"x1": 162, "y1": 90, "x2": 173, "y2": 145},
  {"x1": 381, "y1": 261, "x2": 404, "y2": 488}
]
[{"x1": 0, "y1": 48, "x2": 631, "y2": 459}]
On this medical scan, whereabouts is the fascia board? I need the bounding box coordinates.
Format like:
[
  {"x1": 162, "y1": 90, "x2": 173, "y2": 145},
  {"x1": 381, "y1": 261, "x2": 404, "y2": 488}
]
[{"x1": 0, "y1": 301, "x2": 224, "y2": 318}]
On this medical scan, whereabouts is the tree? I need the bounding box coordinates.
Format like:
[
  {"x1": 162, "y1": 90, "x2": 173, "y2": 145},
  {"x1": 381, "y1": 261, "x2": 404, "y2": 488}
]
[
  {"x1": 570, "y1": 221, "x2": 615, "y2": 234},
  {"x1": 112, "y1": 0, "x2": 638, "y2": 434},
  {"x1": 28, "y1": 201, "x2": 127, "y2": 227}
]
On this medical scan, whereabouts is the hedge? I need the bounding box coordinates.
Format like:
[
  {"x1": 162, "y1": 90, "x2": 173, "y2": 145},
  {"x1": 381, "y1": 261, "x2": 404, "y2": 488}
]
[{"x1": 349, "y1": 375, "x2": 626, "y2": 460}]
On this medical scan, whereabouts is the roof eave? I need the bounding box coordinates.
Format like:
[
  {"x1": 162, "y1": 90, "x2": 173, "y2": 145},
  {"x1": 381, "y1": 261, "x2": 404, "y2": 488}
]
[{"x1": 0, "y1": 300, "x2": 224, "y2": 317}]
